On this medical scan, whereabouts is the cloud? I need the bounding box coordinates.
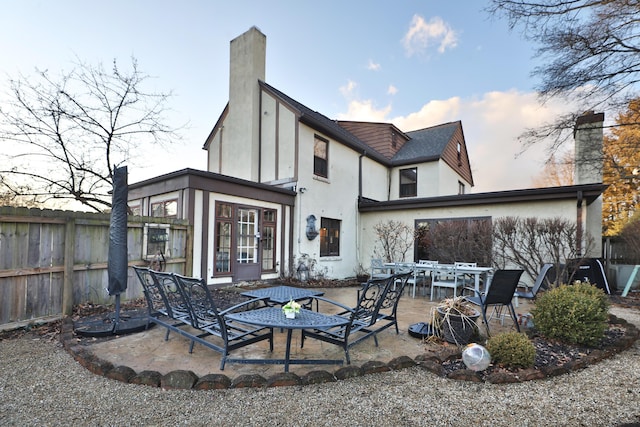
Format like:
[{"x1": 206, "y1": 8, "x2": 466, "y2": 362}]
[
  {"x1": 402, "y1": 14, "x2": 458, "y2": 56},
  {"x1": 367, "y1": 59, "x2": 381, "y2": 71},
  {"x1": 335, "y1": 99, "x2": 392, "y2": 122},
  {"x1": 339, "y1": 80, "x2": 357, "y2": 98},
  {"x1": 387, "y1": 85, "x2": 398, "y2": 95},
  {"x1": 337, "y1": 89, "x2": 579, "y2": 193}
]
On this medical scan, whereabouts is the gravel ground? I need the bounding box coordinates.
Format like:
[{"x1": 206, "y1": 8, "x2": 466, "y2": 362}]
[{"x1": 1, "y1": 307, "x2": 639, "y2": 427}]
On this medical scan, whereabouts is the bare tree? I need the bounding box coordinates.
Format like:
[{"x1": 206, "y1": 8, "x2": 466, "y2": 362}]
[
  {"x1": 531, "y1": 152, "x2": 574, "y2": 188},
  {"x1": 373, "y1": 220, "x2": 415, "y2": 263},
  {"x1": 487, "y1": 1, "x2": 640, "y2": 152},
  {"x1": 0, "y1": 58, "x2": 179, "y2": 212},
  {"x1": 492, "y1": 216, "x2": 594, "y2": 285}
]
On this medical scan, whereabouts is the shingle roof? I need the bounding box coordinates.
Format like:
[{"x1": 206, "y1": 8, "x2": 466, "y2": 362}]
[
  {"x1": 392, "y1": 122, "x2": 459, "y2": 164},
  {"x1": 259, "y1": 81, "x2": 390, "y2": 164}
]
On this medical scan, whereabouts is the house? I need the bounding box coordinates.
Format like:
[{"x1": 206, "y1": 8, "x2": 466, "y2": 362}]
[{"x1": 128, "y1": 27, "x2": 606, "y2": 287}]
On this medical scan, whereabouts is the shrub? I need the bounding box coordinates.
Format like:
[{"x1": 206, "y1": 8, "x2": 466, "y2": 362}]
[
  {"x1": 531, "y1": 281, "x2": 610, "y2": 346},
  {"x1": 486, "y1": 332, "x2": 536, "y2": 368}
]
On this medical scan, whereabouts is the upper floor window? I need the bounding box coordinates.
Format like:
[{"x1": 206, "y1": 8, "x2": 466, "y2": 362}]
[
  {"x1": 314, "y1": 135, "x2": 328, "y2": 178},
  {"x1": 457, "y1": 142, "x2": 462, "y2": 166},
  {"x1": 458, "y1": 181, "x2": 466, "y2": 195},
  {"x1": 151, "y1": 199, "x2": 178, "y2": 218},
  {"x1": 320, "y1": 217, "x2": 340, "y2": 256},
  {"x1": 399, "y1": 168, "x2": 417, "y2": 197}
]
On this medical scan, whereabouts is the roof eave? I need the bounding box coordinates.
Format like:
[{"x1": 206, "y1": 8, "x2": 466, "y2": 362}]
[{"x1": 358, "y1": 184, "x2": 607, "y2": 212}]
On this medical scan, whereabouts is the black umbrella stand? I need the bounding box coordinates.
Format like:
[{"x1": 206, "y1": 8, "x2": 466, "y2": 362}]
[{"x1": 75, "y1": 166, "x2": 150, "y2": 337}]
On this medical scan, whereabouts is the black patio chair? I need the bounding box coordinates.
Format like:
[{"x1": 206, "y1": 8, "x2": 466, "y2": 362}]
[
  {"x1": 467, "y1": 269, "x2": 524, "y2": 336},
  {"x1": 301, "y1": 274, "x2": 401, "y2": 364},
  {"x1": 170, "y1": 272, "x2": 274, "y2": 370},
  {"x1": 515, "y1": 263, "x2": 553, "y2": 301},
  {"x1": 132, "y1": 266, "x2": 192, "y2": 339}
]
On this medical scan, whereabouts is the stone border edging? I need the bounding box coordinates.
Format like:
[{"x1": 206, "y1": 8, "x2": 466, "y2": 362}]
[{"x1": 59, "y1": 314, "x2": 639, "y2": 390}]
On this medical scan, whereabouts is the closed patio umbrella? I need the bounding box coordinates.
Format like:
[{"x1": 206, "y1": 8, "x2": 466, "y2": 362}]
[{"x1": 75, "y1": 165, "x2": 148, "y2": 336}]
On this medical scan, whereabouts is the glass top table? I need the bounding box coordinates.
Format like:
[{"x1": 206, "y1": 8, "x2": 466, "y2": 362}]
[{"x1": 226, "y1": 307, "x2": 348, "y2": 372}]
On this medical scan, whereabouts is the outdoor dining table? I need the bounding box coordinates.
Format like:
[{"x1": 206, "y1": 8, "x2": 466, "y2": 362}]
[
  {"x1": 240, "y1": 285, "x2": 324, "y2": 310},
  {"x1": 225, "y1": 306, "x2": 349, "y2": 372},
  {"x1": 384, "y1": 262, "x2": 494, "y2": 295}
]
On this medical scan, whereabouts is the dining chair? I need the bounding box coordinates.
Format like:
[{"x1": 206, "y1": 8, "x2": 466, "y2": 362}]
[
  {"x1": 411, "y1": 260, "x2": 437, "y2": 298},
  {"x1": 466, "y1": 269, "x2": 524, "y2": 336},
  {"x1": 430, "y1": 264, "x2": 463, "y2": 301},
  {"x1": 370, "y1": 258, "x2": 389, "y2": 278},
  {"x1": 454, "y1": 261, "x2": 477, "y2": 294}
]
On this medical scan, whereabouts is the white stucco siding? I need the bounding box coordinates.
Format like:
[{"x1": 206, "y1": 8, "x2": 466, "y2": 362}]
[
  {"x1": 389, "y1": 163, "x2": 441, "y2": 200},
  {"x1": 439, "y1": 160, "x2": 469, "y2": 195},
  {"x1": 293, "y1": 126, "x2": 361, "y2": 279},
  {"x1": 359, "y1": 199, "x2": 581, "y2": 271},
  {"x1": 206, "y1": 131, "x2": 222, "y2": 174},
  {"x1": 277, "y1": 106, "x2": 296, "y2": 182},
  {"x1": 361, "y1": 157, "x2": 389, "y2": 201},
  {"x1": 260, "y1": 93, "x2": 278, "y2": 182}
]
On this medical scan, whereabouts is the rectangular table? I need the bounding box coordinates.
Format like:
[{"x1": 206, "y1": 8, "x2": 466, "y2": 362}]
[
  {"x1": 225, "y1": 307, "x2": 349, "y2": 372},
  {"x1": 241, "y1": 285, "x2": 324, "y2": 310},
  {"x1": 385, "y1": 262, "x2": 494, "y2": 297}
]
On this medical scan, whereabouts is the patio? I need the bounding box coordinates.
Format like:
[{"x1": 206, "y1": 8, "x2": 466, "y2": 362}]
[{"x1": 85, "y1": 285, "x2": 535, "y2": 379}]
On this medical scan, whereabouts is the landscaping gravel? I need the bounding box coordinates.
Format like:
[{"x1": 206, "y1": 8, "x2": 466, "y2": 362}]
[{"x1": 1, "y1": 307, "x2": 639, "y2": 426}]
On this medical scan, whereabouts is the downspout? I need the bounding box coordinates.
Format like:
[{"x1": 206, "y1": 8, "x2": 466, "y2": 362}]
[
  {"x1": 576, "y1": 190, "x2": 583, "y2": 257},
  {"x1": 357, "y1": 151, "x2": 366, "y2": 267},
  {"x1": 358, "y1": 151, "x2": 366, "y2": 199}
]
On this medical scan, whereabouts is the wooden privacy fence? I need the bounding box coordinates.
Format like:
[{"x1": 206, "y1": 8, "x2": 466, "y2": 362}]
[{"x1": 0, "y1": 206, "x2": 192, "y2": 330}]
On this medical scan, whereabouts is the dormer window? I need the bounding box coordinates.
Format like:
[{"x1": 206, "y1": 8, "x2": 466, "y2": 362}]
[
  {"x1": 400, "y1": 168, "x2": 417, "y2": 197},
  {"x1": 314, "y1": 135, "x2": 328, "y2": 178}
]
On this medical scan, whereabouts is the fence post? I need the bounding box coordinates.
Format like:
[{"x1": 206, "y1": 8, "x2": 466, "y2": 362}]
[{"x1": 62, "y1": 217, "x2": 76, "y2": 315}]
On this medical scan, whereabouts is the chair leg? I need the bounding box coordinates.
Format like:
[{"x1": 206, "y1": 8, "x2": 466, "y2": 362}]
[
  {"x1": 481, "y1": 306, "x2": 491, "y2": 337},
  {"x1": 508, "y1": 303, "x2": 521, "y2": 333}
]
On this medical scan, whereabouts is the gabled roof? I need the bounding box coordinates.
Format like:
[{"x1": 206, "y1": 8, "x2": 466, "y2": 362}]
[
  {"x1": 336, "y1": 121, "x2": 410, "y2": 159},
  {"x1": 397, "y1": 122, "x2": 459, "y2": 163},
  {"x1": 259, "y1": 81, "x2": 390, "y2": 165}
]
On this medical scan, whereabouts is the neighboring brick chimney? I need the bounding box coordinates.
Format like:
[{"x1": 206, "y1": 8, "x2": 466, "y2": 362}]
[{"x1": 573, "y1": 111, "x2": 604, "y2": 185}]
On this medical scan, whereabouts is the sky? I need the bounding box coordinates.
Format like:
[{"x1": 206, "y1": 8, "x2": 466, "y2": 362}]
[{"x1": 0, "y1": 0, "x2": 580, "y2": 194}]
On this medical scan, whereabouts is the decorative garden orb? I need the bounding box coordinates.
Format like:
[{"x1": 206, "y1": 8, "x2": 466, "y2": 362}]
[{"x1": 462, "y1": 343, "x2": 491, "y2": 371}]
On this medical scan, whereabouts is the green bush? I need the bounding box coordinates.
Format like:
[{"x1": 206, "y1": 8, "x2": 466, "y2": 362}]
[
  {"x1": 486, "y1": 332, "x2": 536, "y2": 368},
  {"x1": 531, "y1": 281, "x2": 609, "y2": 346}
]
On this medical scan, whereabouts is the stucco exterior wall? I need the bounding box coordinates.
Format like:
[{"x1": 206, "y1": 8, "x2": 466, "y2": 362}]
[
  {"x1": 292, "y1": 126, "x2": 361, "y2": 278},
  {"x1": 361, "y1": 156, "x2": 389, "y2": 201},
  {"x1": 359, "y1": 198, "x2": 583, "y2": 277}
]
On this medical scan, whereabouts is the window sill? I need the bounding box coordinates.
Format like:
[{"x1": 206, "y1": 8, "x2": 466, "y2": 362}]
[{"x1": 313, "y1": 175, "x2": 330, "y2": 184}]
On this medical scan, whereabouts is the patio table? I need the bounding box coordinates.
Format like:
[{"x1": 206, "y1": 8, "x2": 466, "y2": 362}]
[
  {"x1": 241, "y1": 285, "x2": 324, "y2": 310},
  {"x1": 225, "y1": 307, "x2": 349, "y2": 372},
  {"x1": 384, "y1": 262, "x2": 494, "y2": 296}
]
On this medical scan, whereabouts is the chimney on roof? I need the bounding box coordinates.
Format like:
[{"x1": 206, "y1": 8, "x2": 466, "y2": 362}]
[
  {"x1": 227, "y1": 26, "x2": 266, "y2": 181},
  {"x1": 573, "y1": 111, "x2": 604, "y2": 185}
]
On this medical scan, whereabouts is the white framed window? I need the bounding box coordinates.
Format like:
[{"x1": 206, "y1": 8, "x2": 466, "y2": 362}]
[{"x1": 144, "y1": 223, "x2": 171, "y2": 259}]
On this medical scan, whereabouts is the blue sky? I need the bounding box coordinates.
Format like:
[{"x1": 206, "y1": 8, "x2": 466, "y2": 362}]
[{"x1": 0, "y1": 1, "x2": 577, "y2": 193}]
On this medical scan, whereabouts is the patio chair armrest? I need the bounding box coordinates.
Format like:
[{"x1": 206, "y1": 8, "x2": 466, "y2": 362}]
[
  {"x1": 219, "y1": 297, "x2": 270, "y2": 315},
  {"x1": 307, "y1": 296, "x2": 355, "y2": 313}
]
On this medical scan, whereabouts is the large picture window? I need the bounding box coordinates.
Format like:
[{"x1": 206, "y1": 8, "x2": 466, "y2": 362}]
[
  {"x1": 320, "y1": 217, "x2": 341, "y2": 256},
  {"x1": 314, "y1": 135, "x2": 328, "y2": 178},
  {"x1": 399, "y1": 168, "x2": 417, "y2": 197}
]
